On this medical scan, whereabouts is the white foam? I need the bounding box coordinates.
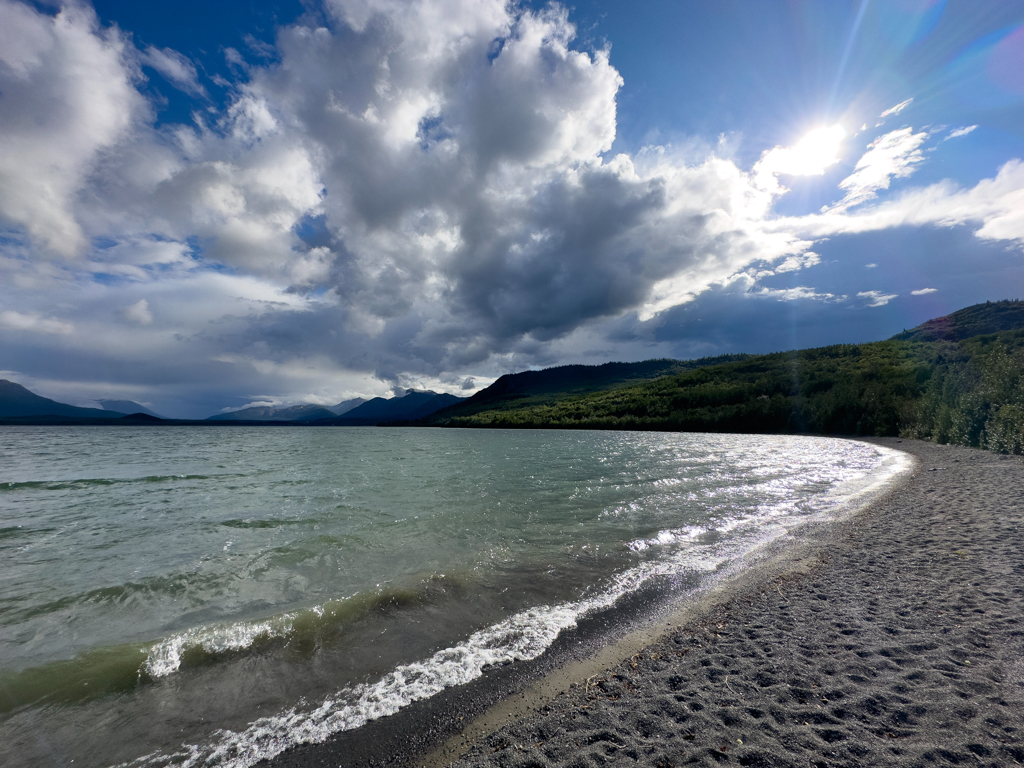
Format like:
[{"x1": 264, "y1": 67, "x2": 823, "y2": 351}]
[
  {"x1": 126, "y1": 547, "x2": 729, "y2": 768},
  {"x1": 143, "y1": 619, "x2": 283, "y2": 678},
  {"x1": 628, "y1": 525, "x2": 704, "y2": 552}
]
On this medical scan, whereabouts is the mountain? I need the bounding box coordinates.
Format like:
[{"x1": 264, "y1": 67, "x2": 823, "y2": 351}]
[
  {"x1": 207, "y1": 403, "x2": 337, "y2": 421},
  {"x1": 0, "y1": 380, "x2": 127, "y2": 419},
  {"x1": 96, "y1": 399, "x2": 162, "y2": 418},
  {"x1": 325, "y1": 390, "x2": 466, "y2": 424},
  {"x1": 424, "y1": 355, "x2": 750, "y2": 425},
  {"x1": 418, "y1": 300, "x2": 1024, "y2": 454},
  {"x1": 425, "y1": 304, "x2": 1024, "y2": 430},
  {"x1": 891, "y1": 300, "x2": 1024, "y2": 343},
  {"x1": 327, "y1": 397, "x2": 367, "y2": 416}
]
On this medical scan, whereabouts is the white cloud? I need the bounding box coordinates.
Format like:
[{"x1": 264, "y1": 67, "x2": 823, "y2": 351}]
[
  {"x1": 123, "y1": 298, "x2": 153, "y2": 324},
  {"x1": 857, "y1": 290, "x2": 898, "y2": 307},
  {"x1": 756, "y1": 286, "x2": 842, "y2": 302},
  {"x1": 865, "y1": 263, "x2": 878, "y2": 268},
  {"x1": 140, "y1": 46, "x2": 206, "y2": 97},
  {"x1": 218, "y1": 399, "x2": 280, "y2": 413},
  {"x1": 774, "y1": 252, "x2": 821, "y2": 273},
  {"x1": 0, "y1": 309, "x2": 74, "y2": 334},
  {"x1": 946, "y1": 125, "x2": 978, "y2": 140},
  {"x1": 832, "y1": 127, "x2": 929, "y2": 210},
  {"x1": 773, "y1": 160, "x2": 1024, "y2": 247},
  {"x1": 0, "y1": 1, "x2": 144, "y2": 255},
  {"x1": 0, "y1": 0, "x2": 1022, "y2": 411},
  {"x1": 911, "y1": 287, "x2": 937, "y2": 295},
  {"x1": 880, "y1": 98, "x2": 913, "y2": 118}
]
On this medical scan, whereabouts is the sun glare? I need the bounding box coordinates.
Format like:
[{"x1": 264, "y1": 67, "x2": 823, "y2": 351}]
[
  {"x1": 754, "y1": 124, "x2": 846, "y2": 191},
  {"x1": 787, "y1": 125, "x2": 847, "y2": 176}
]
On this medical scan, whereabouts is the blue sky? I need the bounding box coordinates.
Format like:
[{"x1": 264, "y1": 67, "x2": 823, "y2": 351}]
[{"x1": 1, "y1": 0, "x2": 1021, "y2": 417}]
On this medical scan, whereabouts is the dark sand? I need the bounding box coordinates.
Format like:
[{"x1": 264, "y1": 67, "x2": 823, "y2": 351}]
[{"x1": 270, "y1": 439, "x2": 1024, "y2": 768}]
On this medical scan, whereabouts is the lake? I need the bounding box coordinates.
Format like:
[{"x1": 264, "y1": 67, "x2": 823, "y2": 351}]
[{"x1": 0, "y1": 427, "x2": 910, "y2": 767}]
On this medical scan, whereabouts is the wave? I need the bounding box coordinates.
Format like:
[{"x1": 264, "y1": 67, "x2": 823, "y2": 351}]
[
  {"x1": 0, "y1": 525, "x2": 42, "y2": 540},
  {"x1": 124, "y1": 443, "x2": 913, "y2": 768},
  {"x1": 1, "y1": 571, "x2": 235, "y2": 624},
  {"x1": 0, "y1": 575, "x2": 470, "y2": 713},
  {"x1": 127, "y1": 542, "x2": 733, "y2": 768},
  {"x1": 0, "y1": 474, "x2": 249, "y2": 493},
  {"x1": 141, "y1": 576, "x2": 464, "y2": 678},
  {"x1": 219, "y1": 517, "x2": 326, "y2": 530},
  {"x1": 0, "y1": 642, "x2": 151, "y2": 713}
]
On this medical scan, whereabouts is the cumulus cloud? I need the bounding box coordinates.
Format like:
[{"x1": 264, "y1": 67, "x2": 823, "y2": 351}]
[
  {"x1": 123, "y1": 298, "x2": 153, "y2": 324},
  {"x1": 857, "y1": 290, "x2": 898, "y2": 307},
  {"x1": 911, "y1": 287, "x2": 937, "y2": 295},
  {"x1": 0, "y1": 1, "x2": 144, "y2": 255},
  {"x1": 752, "y1": 125, "x2": 845, "y2": 194},
  {"x1": 756, "y1": 286, "x2": 842, "y2": 302},
  {"x1": 0, "y1": 0, "x2": 1022, "y2": 412},
  {"x1": 773, "y1": 252, "x2": 821, "y2": 273}
]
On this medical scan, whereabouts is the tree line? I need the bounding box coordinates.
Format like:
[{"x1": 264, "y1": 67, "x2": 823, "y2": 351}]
[{"x1": 430, "y1": 330, "x2": 1024, "y2": 455}]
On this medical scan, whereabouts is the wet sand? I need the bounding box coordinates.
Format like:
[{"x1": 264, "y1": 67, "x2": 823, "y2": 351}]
[{"x1": 269, "y1": 439, "x2": 1024, "y2": 768}]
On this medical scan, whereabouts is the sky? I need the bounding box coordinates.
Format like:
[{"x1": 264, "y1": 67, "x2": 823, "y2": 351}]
[{"x1": 0, "y1": 0, "x2": 1021, "y2": 418}]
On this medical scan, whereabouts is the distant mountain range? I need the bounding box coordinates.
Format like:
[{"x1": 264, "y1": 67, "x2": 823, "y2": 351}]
[
  {"x1": 208, "y1": 403, "x2": 338, "y2": 422},
  {"x1": 208, "y1": 397, "x2": 367, "y2": 422},
  {"x1": 0, "y1": 380, "x2": 462, "y2": 426},
  {"x1": 204, "y1": 390, "x2": 463, "y2": 424},
  {"x1": 324, "y1": 390, "x2": 465, "y2": 425},
  {"x1": 0, "y1": 380, "x2": 129, "y2": 419},
  {"x1": 95, "y1": 399, "x2": 162, "y2": 418},
  {"x1": 4, "y1": 300, "x2": 1021, "y2": 443},
  {"x1": 328, "y1": 397, "x2": 369, "y2": 415}
]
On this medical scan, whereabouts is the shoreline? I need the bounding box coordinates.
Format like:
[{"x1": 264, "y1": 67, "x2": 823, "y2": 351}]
[
  {"x1": 262, "y1": 437, "x2": 1024, "y2": 768},
  {"x1": 429, "y1": 438, "x2": 1024, "y2": 768}
]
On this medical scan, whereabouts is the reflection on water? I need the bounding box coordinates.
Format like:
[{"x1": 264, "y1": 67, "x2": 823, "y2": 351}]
[{"x1": 0, "y1": 427, "x2": 910, "y2": 767}]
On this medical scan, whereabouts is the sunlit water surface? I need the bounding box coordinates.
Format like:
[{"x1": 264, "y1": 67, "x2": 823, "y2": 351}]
[{"x1": 0, "y1": 427, "x2": 910, "y2": 767}]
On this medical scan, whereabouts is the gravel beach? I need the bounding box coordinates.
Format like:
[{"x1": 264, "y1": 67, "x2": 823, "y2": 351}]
[{"x1": 423, "y1": 439, "x2": 1024, "y2": 768}]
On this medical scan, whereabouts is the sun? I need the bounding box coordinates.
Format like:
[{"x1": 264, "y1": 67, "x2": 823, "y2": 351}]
[
  {"x1": 753, "y1": 124, "x2": 846, "y2": 191},
  {"x1": 785, "y1": 125, "x2": 847, "y2": 176}
]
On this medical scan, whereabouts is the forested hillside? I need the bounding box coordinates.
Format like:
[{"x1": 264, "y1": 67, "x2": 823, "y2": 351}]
[
  {"x1": 426, "y1": 355, "x2": 751, "y2": 422},
  {"x1": 423, "y1": 301, "x2": 1024, "y2": 454}
]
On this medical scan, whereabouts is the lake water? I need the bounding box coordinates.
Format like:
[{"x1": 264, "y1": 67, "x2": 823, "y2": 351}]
[{"x1": 0, "y1": 427, "x2": 910, "y2": 767}]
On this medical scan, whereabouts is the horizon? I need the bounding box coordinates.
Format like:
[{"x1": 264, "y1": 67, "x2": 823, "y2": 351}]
[
  {"x1": 3, "y1": 296, "x2": 1020, "y2": 421},
  {"x1": 0, "y1": 0, "x2": 1021, "y2": 418}
]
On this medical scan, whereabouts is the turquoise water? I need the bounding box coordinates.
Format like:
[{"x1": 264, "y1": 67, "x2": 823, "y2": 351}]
[{"x1": 0, "y1": 427, "x2": 910, "y2": 767}]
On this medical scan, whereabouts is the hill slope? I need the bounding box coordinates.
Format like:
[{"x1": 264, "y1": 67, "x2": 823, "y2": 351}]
[
  {"x1": 323, "y1": 390, "x2": 465, "y2": 425},
  {"x1": 891, "y1": 300, "x2": 1024, "y2": 342},
  {"x1": 0, "y1": 380, "x2": 127, "y2": 419},
  {"x1": 426, "y1": 355, "x2": 750, "y2": 424},
  {"x1": 431, "y1": 343, "x2": 932, "y2": 435},
  {"x1": 420, "y1": 301, "x2": 1024, "y2": 454},
  {"x1": 326, "y1": 397, "x2": 367, "y2": 416}
]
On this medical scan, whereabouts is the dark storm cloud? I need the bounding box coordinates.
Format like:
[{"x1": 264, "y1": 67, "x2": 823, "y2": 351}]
[{"x1": 0, "y1": 0, "x2": 1020, "y2": 414}]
